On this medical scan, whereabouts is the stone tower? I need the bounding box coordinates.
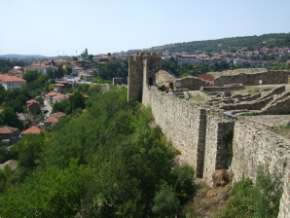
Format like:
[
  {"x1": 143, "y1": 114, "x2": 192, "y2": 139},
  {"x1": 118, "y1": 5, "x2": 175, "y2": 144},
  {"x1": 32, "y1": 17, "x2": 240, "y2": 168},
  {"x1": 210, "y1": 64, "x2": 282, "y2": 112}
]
[{"x1": 127, "y1": 53, "x2": 161, "y2": 102}]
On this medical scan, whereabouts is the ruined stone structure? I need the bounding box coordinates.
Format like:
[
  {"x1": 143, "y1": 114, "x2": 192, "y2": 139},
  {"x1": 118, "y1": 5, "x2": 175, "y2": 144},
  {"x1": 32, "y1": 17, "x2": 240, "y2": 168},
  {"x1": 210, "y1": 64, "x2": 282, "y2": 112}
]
[
  {"x1": 174, "y1": 76, "x2": 209, "y2": 91},
  {"x1": 128, "y1": 54, "x2": 290, "y2": 217},
  {"x1": 207, "y1": 68, "x2": 289, "y2": 86}
]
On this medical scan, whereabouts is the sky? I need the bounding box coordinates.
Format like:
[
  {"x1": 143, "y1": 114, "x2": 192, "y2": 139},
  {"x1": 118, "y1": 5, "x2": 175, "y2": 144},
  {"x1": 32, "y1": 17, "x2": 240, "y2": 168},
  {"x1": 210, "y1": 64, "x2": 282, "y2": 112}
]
[{"x1": 0, "y1": 0, "x2": 290, "y2": 56}]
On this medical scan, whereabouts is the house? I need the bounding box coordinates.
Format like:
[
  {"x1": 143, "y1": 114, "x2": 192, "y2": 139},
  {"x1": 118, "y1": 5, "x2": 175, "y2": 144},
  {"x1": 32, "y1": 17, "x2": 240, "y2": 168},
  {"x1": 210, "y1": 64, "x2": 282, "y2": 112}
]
[
  {"x1": 53, "y1": 83, "x2": 65, "y2": 93},
  {"x1": 45, "y1": 112, "x2": 66, "y2": 127},
  {"x1": 0, "y1": 74, "x2": 26, "y2": 90},
  {"x1": 25, "y1": 60, "x2": 58, "y2": 75},
  {"x1": 26, "y1": 99, "x2": 41, "y2": 114},
  {"x1": 0, "y1": 126, "x2": 20, "y2": 145},
  {"x1": 22, "y1": 126, "x2": 43, "y2": 135},
  {"x1": 45, "y1": 92, "x2": 68, "y2": 105}
]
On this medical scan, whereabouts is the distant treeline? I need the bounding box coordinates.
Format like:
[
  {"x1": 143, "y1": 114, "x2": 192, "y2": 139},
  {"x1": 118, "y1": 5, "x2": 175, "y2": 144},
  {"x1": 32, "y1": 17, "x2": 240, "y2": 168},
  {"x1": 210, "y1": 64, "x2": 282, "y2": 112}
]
[
  {"x1": 0, "y1": 59, "x2": 27, "y2": 72},
  {"x1": 150, "y1": 33, "x2": 290, "y2": 53}
]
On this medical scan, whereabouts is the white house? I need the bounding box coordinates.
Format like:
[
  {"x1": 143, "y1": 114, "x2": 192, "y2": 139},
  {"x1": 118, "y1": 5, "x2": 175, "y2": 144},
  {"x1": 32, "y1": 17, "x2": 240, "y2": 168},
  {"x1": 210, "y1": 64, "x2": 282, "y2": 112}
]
[{"x1": 0, "y1": 75, "x2": 26, "y2": 90}]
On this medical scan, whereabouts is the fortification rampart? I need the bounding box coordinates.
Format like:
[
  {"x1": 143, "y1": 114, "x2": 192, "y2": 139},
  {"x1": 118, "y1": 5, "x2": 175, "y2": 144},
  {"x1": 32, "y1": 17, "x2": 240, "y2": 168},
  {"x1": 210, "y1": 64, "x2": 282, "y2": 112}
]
[
  {"x1": 129, "y1": 54, "x2": 290, "y2": 217},
  {"x1": 143, "y1": 68, "x2": 234, "y2": 182}
]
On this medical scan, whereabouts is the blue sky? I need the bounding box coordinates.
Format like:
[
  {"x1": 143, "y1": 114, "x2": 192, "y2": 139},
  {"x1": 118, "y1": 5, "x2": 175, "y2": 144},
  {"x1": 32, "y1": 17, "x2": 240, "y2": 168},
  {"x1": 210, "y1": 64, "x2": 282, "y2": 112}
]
[{"x1": 1, "y1": 0, "x2": 290, "y2": 56}]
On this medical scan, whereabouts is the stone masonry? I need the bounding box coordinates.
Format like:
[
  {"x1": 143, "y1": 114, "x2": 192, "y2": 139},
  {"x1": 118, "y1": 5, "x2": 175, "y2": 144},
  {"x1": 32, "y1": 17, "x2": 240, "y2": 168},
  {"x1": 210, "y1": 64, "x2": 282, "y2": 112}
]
[{"x1": 128, "y1": 54, "x2": 290, "y2": 217}]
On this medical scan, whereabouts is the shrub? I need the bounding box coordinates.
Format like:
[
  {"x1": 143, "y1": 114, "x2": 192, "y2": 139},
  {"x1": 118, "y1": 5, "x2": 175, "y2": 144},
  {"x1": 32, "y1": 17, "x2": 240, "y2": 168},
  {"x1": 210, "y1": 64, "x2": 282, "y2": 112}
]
[{"x1": 217, "y1": 168, "x2": 282, "y2": 218}]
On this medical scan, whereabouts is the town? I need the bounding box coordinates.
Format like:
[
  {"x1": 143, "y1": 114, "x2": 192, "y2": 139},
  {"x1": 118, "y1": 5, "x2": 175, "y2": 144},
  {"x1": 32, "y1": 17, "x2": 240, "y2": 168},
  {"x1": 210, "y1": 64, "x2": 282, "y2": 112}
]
[{"x1": 0, "y1": 1, "x2": 290, "y2": 217}]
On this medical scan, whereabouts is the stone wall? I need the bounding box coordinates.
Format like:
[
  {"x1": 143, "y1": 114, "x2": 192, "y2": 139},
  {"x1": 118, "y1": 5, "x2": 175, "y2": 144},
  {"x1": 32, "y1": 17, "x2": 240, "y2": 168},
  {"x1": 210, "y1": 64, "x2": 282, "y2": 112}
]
[
  {"x1": 127, "y1": 55, "x2": 144, "y2": 102},
  {"x1": 143, "y1": 81, "x2": 234, "y2": 180},
  {"x1": 174, "y1": 76, "x2": 208, "y2": 91},
  {"x1": 143, "y1": 85, "x2": 203, "y2": 172},
  {"x1": 203, "y1": 112, "x2": 234, "y2": 185},
  {"x1": 214, "y1": 70, "x2": 288, "y2": 86},
  {"x1": 232, "y1": 117, "x2": 290, "y2": 218},
  {"x1": 130, "y1": 55, "x2": 289, "y2": 217},
  {"x1": 278, "y1": 166, "x2": 290, "y2": 218},
  {"x1": 231, "y1": 117, "x2": 290, "y2": 181}
]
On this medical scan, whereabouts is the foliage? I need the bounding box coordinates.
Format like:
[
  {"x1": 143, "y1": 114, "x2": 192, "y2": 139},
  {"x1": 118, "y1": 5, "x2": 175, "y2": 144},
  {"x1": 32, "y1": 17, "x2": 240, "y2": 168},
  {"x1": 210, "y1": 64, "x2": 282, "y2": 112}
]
[
  {"x1": 53, "y1": 91, "x2": 85, "y2": 114},
  {"x1": 97, "y1": 59, "x2": 128, "y2": 81},
  {"x1": 14, "y1": 135, "x2": 44, "y2": 170},
  {"x1": 0, "y1": 59, "x2": 26, "y2": 72},
  {"x1": 161, "y1": 58, "x2": 235, "y2": 77},
  {"x1": 217, "y1": 168, "x2": 282, "y2": 218},
  {"x1": 0, "y1": 107, "x2": 23, "y2": 129},
  {"x1": 0, "y1": 88, "x2": 196, "y2": 217},
  {"x1": 152, "y1": 184, "x2": 180, "y2": 217}
]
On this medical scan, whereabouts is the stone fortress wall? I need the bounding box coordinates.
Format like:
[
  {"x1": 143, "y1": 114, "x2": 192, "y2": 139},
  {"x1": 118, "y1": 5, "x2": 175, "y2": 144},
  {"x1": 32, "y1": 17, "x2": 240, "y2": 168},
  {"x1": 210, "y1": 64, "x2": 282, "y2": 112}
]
[{"x1": 128, "y1": 54, "x2": 290, "y2": 218}]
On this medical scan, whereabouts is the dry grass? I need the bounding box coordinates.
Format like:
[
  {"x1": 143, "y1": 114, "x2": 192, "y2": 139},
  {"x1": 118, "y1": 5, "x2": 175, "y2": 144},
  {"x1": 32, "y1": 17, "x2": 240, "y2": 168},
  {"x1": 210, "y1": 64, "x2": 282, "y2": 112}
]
[{"x1": 183, "y1": 182, "x2": 232, "y2": 218}]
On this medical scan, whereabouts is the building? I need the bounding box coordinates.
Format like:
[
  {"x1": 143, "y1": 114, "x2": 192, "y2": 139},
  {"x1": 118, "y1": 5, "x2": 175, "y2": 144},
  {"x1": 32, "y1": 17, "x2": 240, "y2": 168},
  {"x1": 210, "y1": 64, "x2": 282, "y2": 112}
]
[
  {"x1": 25, "y1": 60, "x2": 58, "y2": 75},
  {"x1": 0, "y1": 74, "x2": 26, "y2": 90},
  {"x1": 0, "y1": 126, "x2": 20, "y2": 145},
  {"x1": 45, "y1": 92, "x2": 69, "y2": 105},
  {"x1": 22, "y1": 126, "x2": 43, "y2": 135},
  {"x1": 53, "y1": 83, "x2": 65, "y2": 93},
  {"x1": 45, "y1": 112, "x2": 66, "y2": 127}
]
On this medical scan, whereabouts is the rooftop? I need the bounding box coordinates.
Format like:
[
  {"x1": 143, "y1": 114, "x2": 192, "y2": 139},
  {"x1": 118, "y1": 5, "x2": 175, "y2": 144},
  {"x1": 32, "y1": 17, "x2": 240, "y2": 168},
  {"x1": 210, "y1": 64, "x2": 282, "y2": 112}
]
[
  {"x1": 22, "y1": 126, "x2": 42, "y2": 135},
  {"x1": 0, "y1": 74, "x2": 26, "y2": 83},
  {"x1": 0, "y1": 126, "x2": 18, "y2": 135}
]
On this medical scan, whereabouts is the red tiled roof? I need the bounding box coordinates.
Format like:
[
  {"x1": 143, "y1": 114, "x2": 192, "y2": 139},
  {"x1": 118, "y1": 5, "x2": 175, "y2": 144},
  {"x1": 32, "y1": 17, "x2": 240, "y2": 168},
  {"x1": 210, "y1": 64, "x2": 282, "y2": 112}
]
[
  {"x1": 26, "y1": 99, "x2": 39, "y2": 106},
  {"x1": 46, "y1": 112, "x2": 66, "y2": 124},
  {"x1": 46, "y1": 116, "x2": 59, "y2": 124},
  {"x1": 0, "y1": 74, "x2": 26, "y2": 83},
  {"x1": 46, "y1": 91, "x2": 59, "y2": 97},
  {"x1": 22, "y1": 126, "x2": 42, "y2": 135},
  {"x1": 0, "y1": 126, "x2": 18, "y2": 135}
]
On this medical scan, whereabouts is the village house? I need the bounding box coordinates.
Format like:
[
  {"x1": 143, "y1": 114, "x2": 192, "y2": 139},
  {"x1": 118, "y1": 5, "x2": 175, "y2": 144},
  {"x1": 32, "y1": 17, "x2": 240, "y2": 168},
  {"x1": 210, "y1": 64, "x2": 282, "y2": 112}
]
[
  {"x1": 0, "y1": 74, "x2": 26, "y2": 90},
  {"x1": 22, "y1": 126, "x2": 43, "y2": 135},
  {"x1": 25, "y1": 60, "x2": 58, "y2": 75},
  {"x1": 45, "y1": 112, "x2": 66, "y2": 127},
  {"x1": 53, "y1": 83, "x2": 66, "y2": 93},
  {"x1": 45, "y1": 91, "x2": 69, "y2": 105},
  {"x1": 8, "y1": 66, "x2": 24, "y2": 77},
  {"x1": 0, "y1": 126, "x2": 20, "y2": 145}
]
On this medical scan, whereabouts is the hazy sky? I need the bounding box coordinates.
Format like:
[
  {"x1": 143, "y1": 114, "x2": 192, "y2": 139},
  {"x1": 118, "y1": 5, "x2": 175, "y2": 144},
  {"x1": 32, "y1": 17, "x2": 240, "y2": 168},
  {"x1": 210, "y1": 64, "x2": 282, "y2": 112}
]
[{"x1": 1, "y1": 0, "x2": 290, "y2": 56}]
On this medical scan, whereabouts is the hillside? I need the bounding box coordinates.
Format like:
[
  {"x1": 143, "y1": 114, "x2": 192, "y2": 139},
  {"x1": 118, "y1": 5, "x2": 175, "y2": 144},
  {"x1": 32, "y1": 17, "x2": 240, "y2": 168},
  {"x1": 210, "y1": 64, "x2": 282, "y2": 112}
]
[{"x1": 150, "y1": 33, "x2": 290, "y2": 54}]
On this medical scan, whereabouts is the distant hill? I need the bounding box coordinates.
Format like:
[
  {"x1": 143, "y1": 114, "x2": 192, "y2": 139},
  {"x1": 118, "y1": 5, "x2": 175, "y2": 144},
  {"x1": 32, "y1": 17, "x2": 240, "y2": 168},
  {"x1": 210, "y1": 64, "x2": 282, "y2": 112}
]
[
  {"x1": 0, "y1": 54, "x2": 46, "y2": 62},
  {"x1": 149, "y1": 33, "x2": 290, "y2": 54}
]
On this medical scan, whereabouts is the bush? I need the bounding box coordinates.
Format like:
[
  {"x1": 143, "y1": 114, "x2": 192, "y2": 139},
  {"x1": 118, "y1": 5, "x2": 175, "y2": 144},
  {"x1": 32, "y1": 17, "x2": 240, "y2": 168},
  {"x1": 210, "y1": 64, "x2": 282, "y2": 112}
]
[
  {"x1": 0, "y1": 89, "x2": 196, "y2": 217},
  {"x1": 217, "y1": 168, "x2": 282, "y2": 218},
  {"x1": 152, "y1": 184, "x2": 180, "y2": 217}
]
